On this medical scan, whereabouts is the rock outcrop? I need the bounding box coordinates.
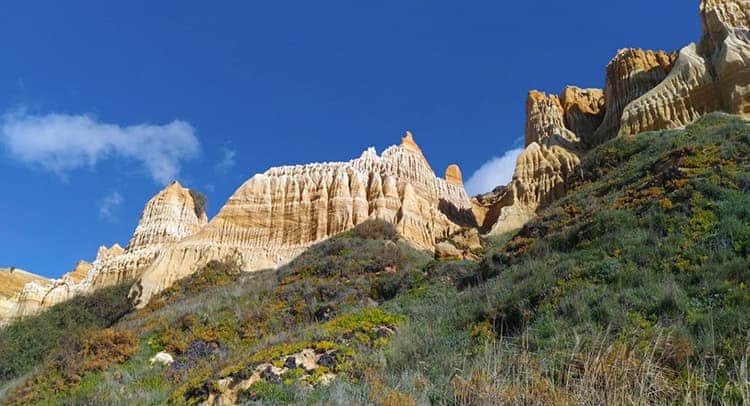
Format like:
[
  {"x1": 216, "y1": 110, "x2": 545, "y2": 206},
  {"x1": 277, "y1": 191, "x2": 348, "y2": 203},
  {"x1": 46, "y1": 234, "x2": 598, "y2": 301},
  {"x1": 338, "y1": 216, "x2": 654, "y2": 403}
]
[
  {"x1": 130, "y1": 133, "x2": 473, "y2": 307},
  {"x1": 0, "y1": 268, "x2": 49, "y2": 325},
  {"x1": 90, "y1": 181, "x2": 208, "y2": 287},
  {"x1": 2, "y1": 182, "x2": 208, "y2": 323},
  {"x1": 618, "y1": 0, "x2": 750, "y2": 137},
  {"x1": 484, "y1": 0, "x2": 750, "y2": 235},
  {"x1": 590, "y1": 49, "x2": 677, "y2": 144},
  {"x1": 560, "y1": 86, "x2": 606, "y2": 142},
  {"x1": 445, "y1": 164, "x2": 463, "y2": 185},
  {"x1": 478, "y1": 88, "x2": 594, "y2": 234}
]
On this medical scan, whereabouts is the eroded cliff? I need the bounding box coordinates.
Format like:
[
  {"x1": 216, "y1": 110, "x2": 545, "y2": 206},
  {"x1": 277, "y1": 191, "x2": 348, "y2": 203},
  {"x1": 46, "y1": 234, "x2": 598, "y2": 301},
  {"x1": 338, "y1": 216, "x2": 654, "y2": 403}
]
[
  {"x1": 482, "y1": 0, "x2": 750, "y2": 235},
  {"x1": 130, "y1": 133, "x2": 472, "y2": 306},
  {"x1": 1, "y1": 182, "x2": 208, "y2": 323}
]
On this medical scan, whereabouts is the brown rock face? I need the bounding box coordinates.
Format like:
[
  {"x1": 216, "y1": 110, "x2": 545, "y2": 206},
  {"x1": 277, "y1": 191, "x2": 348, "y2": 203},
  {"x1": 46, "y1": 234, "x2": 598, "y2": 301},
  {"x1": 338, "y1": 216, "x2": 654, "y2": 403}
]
[
  {"x1": 619, "y1": 45, "x2": 720, "y2": 137},
  {"x1": 130, "y1": 133, "x2": 473, "y2": 307},
  {"x1": 525, "y1": 90, "x2": 578, "y2": 146},
  {"x1": 480, "y1": 90, "x2": 585, "y2": 234},
  {"x1": 702, "y1": 0, "x2": 750, "y2": 115},
  {"x1": 560, "y1": 86, "x2": 606, "y2": 142},
  {"x1": 591, "y1": 49, "x2": 678, "y2": 144}
]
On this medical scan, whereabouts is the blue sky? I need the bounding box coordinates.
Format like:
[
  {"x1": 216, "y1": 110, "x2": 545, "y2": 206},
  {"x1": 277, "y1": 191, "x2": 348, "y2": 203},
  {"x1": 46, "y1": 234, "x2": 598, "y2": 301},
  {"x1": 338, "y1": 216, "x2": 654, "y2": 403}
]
[{"x1": 0, "y1": 1, "x2": 698, "y2": 278}]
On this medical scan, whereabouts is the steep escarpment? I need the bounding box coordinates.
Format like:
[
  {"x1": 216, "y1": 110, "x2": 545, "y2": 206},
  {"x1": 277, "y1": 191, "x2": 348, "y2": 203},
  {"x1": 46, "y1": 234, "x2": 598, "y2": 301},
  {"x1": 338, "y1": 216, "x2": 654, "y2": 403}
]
[{"x1": 130, "y1": 133, "x2": 472, "y2": 306}]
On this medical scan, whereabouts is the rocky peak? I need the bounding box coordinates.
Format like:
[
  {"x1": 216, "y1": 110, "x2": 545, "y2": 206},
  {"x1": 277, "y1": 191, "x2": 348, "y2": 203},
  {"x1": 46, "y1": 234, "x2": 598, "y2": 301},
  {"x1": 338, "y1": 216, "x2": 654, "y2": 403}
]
[
  {"x1": 400, "y1": 131, "x2": 424, "y2": 156},
  {"x1": 64, "y1": 261, "x2": 92, "y2": 284},
  {"x1": 2, "y1": 182, "x2": 212, "y2": 323},
  {"x1": 444, "y1": 164, "x2": 463, "y2": 185},
  {"x1": 127, "y1": 181, "x2": 208, "y2": 251},
  {"x1": 525, "y1": 90, "x2": 579, "y2": 147},
  {"x1": 130, "y1": 133, "x2": 473, "y2": 307},
  {"x1": 96, "y1": 244, "x2": 125, "y2": 263},
  {"x1": 617, "y1": 0, "x2": 750, "y2": 137},
  {"x1": 481, "y1": 0, "x2": 750, "y2": 237}
]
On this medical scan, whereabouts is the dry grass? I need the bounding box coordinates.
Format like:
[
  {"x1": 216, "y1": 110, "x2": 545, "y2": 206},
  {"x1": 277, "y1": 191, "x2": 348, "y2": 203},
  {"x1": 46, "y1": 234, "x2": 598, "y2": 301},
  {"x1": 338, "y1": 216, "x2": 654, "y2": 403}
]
[{"x1": 451, "y1": 332, "x2": 750, "y2": 406}]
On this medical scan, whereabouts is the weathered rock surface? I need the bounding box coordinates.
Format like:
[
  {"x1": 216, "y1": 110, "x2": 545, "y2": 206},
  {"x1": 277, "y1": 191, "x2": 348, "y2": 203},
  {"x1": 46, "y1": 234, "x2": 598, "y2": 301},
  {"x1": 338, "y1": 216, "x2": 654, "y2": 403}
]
[
  {"x1": 619, "y1": 0, "x2": 750, "y2": 137},
  {"x1": 483, "y1": 0, "x2": 750, "y2": 235},
  {"x1": 619, "y1": 44, "x2": 720, "y2": 137},
  {"x1": 91, "y1": 181, "x2": 208, "y2": 287},
  {"x1": 0, "y1": 268, "x2": 50, "y2": 325},
  {"x1": 560, "y1": 86, "x2": 606, "y2": 143},
  {"x1": 3, "y1": 182, "x2": 208, "y2": 323},
  {"x1": 204, "y1": 347, "x2": 340, "y2": 404},
  {"x1": 450, "y1": 228, "x2": 482, "y2": 251},
  {"x1": 591, "y1": 49, "x2": 677, "y2": 144},
  {"x1": 130, "y1": 133, "x2": 473, "y2": 307},
  {"x1": 445, "y1": 164, "x2": 463, "y2": 185},
  {"x1": 479, "y1": 90, "x2": 587, "y2": 234}
]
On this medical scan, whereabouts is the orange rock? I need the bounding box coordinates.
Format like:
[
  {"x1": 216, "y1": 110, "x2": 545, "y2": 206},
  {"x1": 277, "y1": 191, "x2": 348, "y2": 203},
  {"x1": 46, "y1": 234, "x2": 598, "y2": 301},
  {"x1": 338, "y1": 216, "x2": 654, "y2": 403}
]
[
  {"x1": 445, "y1": 164, "x2": 463, "y2": 185},
  {"x1": 591, "y1": 48, "x2": 677, "y2": 145}
]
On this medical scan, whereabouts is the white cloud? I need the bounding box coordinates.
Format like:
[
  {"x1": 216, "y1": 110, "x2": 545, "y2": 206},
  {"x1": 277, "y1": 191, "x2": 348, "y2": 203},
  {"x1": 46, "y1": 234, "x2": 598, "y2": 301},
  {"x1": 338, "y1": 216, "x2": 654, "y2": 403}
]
[
  {"x1": 215, "y1": 146, "x2": 236, "y2": 172},
  {"x1": 464, "y1": 147, "x2": 525, "y2": 196},
  {"x1": 0, "y1": 110, "x2": 200, "y2": 184},
  {"x1": 98, "y1": 191, "x2": 123, "y2": 220}
]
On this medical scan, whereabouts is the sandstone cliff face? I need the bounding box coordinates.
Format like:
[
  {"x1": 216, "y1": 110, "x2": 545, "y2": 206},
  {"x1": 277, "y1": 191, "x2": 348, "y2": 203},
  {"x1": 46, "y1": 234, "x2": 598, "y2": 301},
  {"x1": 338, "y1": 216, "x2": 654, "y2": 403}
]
[
  {"x1": 478, "y1": 88, "x2": 596, "y2": 234},
  {"x1": 483, "y1": 0, "x2": 750, "y2": 235},
  {"x1": 699, "y1": 0, "x2": 750, "y2": 114},
  {"x1": 0, "y1": 268, "x2": 50, "y2": 325},
  {"x1": 4, "y1": 182, "x2": 208, "y2": 323},
  {"x1": 618, "y1": 45, "x2": 720, "y2": 137},
  {"x1": 618, "y1": 0, "x2": 750, "y2": 137},
  {"x1": 90, "y1": 181, "x2": 208, "y2": 287},
  {"x1": 591, "y1": 49, "x2": 677, "y2": 144},
  {"x1": 130, "y1": 133, "x2": 473, "y2": 307},
  {"x1": 560, "y1": 87, "x2": 605, "y2": 142}
]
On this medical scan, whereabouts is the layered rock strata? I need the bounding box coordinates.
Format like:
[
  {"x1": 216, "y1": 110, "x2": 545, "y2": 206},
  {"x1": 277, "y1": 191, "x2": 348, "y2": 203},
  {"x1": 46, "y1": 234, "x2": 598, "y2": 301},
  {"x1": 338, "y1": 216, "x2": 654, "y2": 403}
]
[
  {"x1": 619, "y1": 0, "x2": 750, "y2": 136},
  {"x1": 484, "y1": 0, "x2": 750, "y2": 235},
  {"x1": 130, "y1": 133, "x2": 473, "y2": 307},
  {"x1": 2, "y1": 182, "x2": 208, "y2": 323},
  {"x1": 0, "y1": 268, "x2": 49, "y2": 325},
  {"x1": 590, "y1": 49, "x2": 677, "y2": 145},
  {"x1": 479, "y1": 87, "x2": 601, "y2": 234}
]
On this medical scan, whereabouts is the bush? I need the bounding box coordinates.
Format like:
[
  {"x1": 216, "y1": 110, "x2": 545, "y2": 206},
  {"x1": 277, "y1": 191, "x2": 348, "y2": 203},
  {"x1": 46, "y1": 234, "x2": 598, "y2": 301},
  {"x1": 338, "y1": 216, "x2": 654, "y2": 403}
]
[{"x1": 0, "y1": 283, "x2": 132, "y2": 383}]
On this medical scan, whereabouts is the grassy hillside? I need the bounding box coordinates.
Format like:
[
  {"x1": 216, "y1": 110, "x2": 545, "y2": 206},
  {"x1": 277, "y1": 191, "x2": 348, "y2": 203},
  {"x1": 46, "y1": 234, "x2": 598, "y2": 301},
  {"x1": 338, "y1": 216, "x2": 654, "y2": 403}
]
[{"x1": 0, "y1": 113, "x2": 748, "y2": 405}]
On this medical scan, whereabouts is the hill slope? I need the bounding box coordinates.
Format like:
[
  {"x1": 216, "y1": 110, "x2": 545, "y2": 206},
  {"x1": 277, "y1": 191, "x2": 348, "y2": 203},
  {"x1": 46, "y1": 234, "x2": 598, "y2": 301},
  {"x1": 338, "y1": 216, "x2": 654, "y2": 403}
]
[{"x1": 0, "y1": 113, "x2": 748, "y2": 405}]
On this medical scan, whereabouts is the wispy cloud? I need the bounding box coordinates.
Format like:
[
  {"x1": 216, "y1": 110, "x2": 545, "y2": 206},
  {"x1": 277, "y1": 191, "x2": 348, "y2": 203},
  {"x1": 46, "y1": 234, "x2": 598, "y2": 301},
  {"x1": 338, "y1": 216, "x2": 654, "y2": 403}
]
[
  {"x1": 464, "y1": 147, "x2": 525, "y2": 196},
  {"x1": 0, "y1": 110, "x2": 200, "y2": 184},
  {"x1": 215, "y1": 146, "x2": 236, "y2": 173},
  {"x1": 98, "y1": 191, "x2": 123, "y2": 221}
]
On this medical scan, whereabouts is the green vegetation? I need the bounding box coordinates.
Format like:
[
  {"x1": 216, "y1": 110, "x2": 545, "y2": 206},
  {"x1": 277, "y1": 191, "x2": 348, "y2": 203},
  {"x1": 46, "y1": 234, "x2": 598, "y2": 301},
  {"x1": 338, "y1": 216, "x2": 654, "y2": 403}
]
[
  {"x1": 0, "y1": 283, "x2": 132, "y2": 383},
  {"x1": 0, "y1": 113, "x2": 748, "y2": 404}
]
